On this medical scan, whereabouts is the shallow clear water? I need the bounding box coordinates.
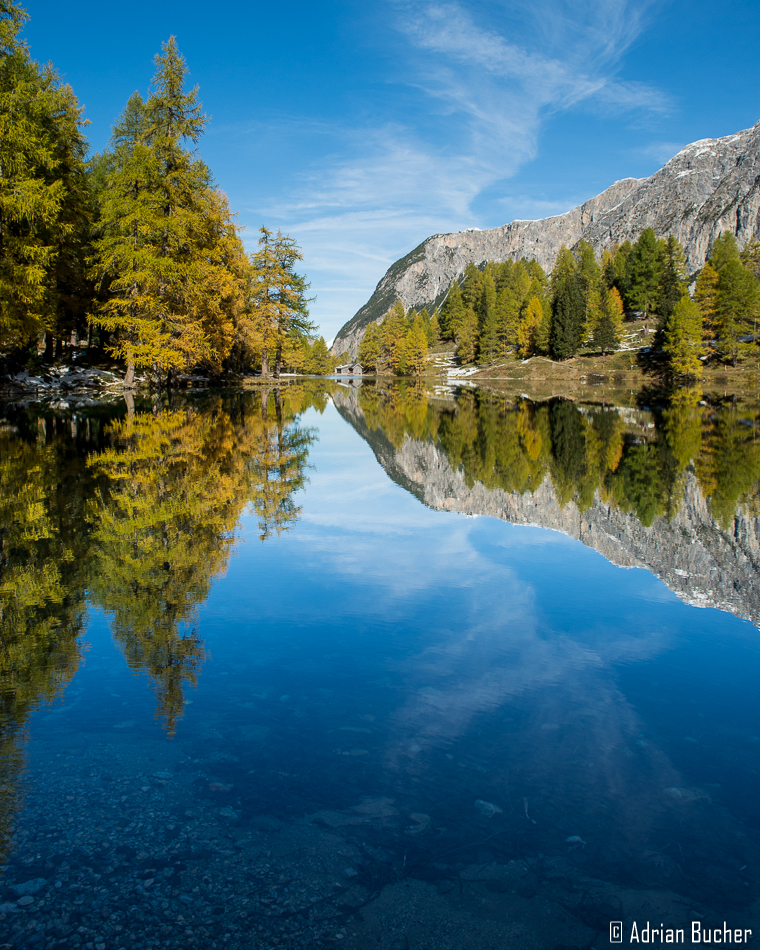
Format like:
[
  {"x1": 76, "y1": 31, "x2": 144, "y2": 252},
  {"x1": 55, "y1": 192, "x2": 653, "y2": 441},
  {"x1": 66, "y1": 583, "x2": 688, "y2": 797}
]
[{"x1": 1, "y1": 384, "x2": 760, "y2": 948}]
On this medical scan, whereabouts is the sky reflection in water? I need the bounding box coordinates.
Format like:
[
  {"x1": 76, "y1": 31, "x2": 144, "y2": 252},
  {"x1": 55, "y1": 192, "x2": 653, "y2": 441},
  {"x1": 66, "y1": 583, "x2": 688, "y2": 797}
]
[{"x1": 2, "y1": 385, "x2": 760, "y2": 942}]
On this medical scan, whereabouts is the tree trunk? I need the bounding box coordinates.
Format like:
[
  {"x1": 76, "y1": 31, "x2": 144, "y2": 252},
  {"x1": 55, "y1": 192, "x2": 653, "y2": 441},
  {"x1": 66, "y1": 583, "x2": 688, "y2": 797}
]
[
  {"x1": 274, "y1": 341, "x2": 282, "y2": 379},
  {"x1": 274, "y1": 389, "x2": 282, "y2": 426},
  {"x1": 261, "y1": 350, "x2": 270, "y2": 378},
  {"x1": 124, "y1": 357, "x2": 135, "y2": 390}
]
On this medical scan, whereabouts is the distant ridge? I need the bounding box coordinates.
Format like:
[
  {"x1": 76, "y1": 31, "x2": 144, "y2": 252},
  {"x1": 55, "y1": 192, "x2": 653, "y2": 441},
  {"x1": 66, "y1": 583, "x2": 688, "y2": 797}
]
[{"x1": 332, "y1": 120, "x2": 760, "y2": 357}]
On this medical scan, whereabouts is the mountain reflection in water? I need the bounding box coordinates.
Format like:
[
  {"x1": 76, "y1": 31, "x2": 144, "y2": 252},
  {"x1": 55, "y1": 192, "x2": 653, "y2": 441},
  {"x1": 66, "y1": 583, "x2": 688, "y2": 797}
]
[{"x1": 334, "y1": 383, "x2": 760, "y2": 625}]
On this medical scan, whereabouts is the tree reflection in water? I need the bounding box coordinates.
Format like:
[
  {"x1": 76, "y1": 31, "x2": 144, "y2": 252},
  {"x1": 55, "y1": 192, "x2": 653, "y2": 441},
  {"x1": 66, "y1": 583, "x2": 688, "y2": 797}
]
[
  {"x1": 352, "y1": 383, "x2": 760, "y2": 528},
  {"x1": 0, "y1": 386, "x2": 321, "y2": 856},
  {"x1": 87, "y1": 389, "x2": 319, "y2": 733},
  {"x1": 0, "y1": 419, "x2": 93, "y2": 862}
]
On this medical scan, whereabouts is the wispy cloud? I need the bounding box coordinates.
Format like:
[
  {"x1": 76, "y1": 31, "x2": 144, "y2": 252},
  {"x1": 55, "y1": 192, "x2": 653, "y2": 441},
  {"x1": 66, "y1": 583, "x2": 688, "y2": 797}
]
[
  {"x1": 639, "y1": 140, "x2": 685, "y2": 164},
  {"x1": 255, "y1": 0, "x2": 667, "y2": 339}
]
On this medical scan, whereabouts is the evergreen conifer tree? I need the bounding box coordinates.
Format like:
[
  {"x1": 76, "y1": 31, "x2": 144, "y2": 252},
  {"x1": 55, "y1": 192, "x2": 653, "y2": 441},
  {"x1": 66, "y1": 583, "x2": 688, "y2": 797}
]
[
  {"x1": 479, "y1": 271, "x2": 497, "y2": 331},
  {"x1": 380, "y1": 301, "x2": 407, "y2": 373},
  {"x1": 740, "y1": 239, "x2": 760, "y2": 279},
  {"x1": 550, "y1": 270, "x2": 584, "y2": 360},
  {"x1": 462, "y1": 262, "x2": 482, "y2": 312},
  {"x1": 610, "y1": 241, "x2": 632, "y2": 302},
  {"x1": 551, "y1": 246, "x2": 576, "y2": 286},
  {"x1": 404, "y1": 313, "x2": 429, "y2": 375},
  {"x1": 248, "y1": 226, "x2": 314, "y2": 378},
  {"x1": 625, "y1": 228, "x2": 660, "y2": 316},
  {"x1": 708, "y1": 231, "x2": 741, "y2": 272},
  {"x1": 0, "y1": 0, "x2": 90, "y2": 351},
  {"x1": 308, "y1": 336, "x2": 333, "y2": 374},
  {"x1": 495, "y1": 287, "x2": 520, "y2": 352},
  {"x1": 575, "y1": 240, "x2": 601, "y2": 340},
  {"x1": 456, "y1": 307, "x2": 478, "y2": 364},
  {"x1": 358, "y1": 321, "x2": 381, "y2": 373},
  {"x1": 601, "y1": 249, "x2": 617, "y2": 291},
  {"x1": 714, "y1": 259, "x2": 758, "y2": 366},
  {"x1": 439, "y1": 280, "x2": 465, "y2": 340},
  {"x1": 694, "y1": 261, "x2": 720, "y2": 344},
  {"x1": 656, "y1": 235, "x2": 688, "y2": 326},
  {"x1": 90, "y1": 39, "x2": 246, "y2": 387},
  {"x1": 534, "y1": 296, "x2": 552, "y2": 355},
  {"x1": 477, "y1": 306, "x2": 501, "y2": 364},
  {"x1": 663, "y1": 294, "x2": 704, "y2": 376},
  {"x1": 517, "y1": 297, "x2": 544, "y2": 357},
  {"x1": 511, "y1": 261, "x2": 532, "y2": 301},
  {"x1": 593, "y1": 288, "x2": 624, "y2": 355},
  {"x1": 429, "y1": 309, "x2": 441, "y2": 344}
]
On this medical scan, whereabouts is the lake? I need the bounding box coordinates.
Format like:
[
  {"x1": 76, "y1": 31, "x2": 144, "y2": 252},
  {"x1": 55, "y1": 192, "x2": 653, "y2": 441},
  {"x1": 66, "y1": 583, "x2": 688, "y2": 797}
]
[{"x1": 1, "y1": 381, "x2": 759, "y2": 949}]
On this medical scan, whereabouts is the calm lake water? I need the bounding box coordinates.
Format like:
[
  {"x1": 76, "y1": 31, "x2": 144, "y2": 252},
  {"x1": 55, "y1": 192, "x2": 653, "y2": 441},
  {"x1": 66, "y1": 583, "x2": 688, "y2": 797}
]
[{"x1": 1, "y1": 382, "x2": 760, "y2": 949}]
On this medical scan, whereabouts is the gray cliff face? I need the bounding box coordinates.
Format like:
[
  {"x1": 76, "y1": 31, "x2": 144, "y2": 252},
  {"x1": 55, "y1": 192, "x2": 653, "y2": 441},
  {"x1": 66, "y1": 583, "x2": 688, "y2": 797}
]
[
  {"x1": 581, "y1": 124, "x2": 760, "y2": 268},
  {"x1": 333, "y1": 120, "x2": 760, "y2": 358},
  {"x1": 333, "y1": 390, "x2": 760, "y2": 627}
]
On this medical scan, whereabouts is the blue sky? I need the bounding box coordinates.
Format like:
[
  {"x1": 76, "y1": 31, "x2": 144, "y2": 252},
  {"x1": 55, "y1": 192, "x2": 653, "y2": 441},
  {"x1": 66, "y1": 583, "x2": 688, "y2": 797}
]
[{"x1": 25, "y1": 0, "x2": 760, "y2": 341}]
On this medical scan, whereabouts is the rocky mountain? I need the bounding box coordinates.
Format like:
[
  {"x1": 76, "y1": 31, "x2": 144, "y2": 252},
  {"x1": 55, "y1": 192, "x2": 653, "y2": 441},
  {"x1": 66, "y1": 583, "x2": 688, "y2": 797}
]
[
  {"x1": 333, "y1": 388, "x2": 760, "y2": 627},
  {"x1": 333, "y1": 120, "x2": 760, "y2": 358}
]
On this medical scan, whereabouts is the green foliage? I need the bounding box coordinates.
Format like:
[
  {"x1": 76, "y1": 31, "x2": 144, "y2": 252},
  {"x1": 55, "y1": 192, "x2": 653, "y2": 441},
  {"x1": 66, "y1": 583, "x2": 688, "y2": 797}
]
[
  {"x1": 380, "y1": 300, "x2": 407, "y2": 373},
  {"x1": 715, "y1": 259, "x2": 758, "y2": 366},
  {"x1": 246, "y1": 226, "x2": 314, "y2": 378},
  {"x1": 393, "y1": 224, "x2": 760, "y2": 373},
  {"x1": 354, "y1": 376, "x2": 760, "y2": 537},
  {"x1": 303, "y1": 336, "x2": 333, "y2": 374},
  {"x1": 461, "y1": 262, "x2": 482, "y2": 312},
  {"x1": 625, "y1": 228, "x2": 661, "y2": 316},
  {"x1": 456, "y1": 306, "x2": 478, "y2": 364},
  {"x1": 358, "y1": 321, "x2": 381, "y2": 372},
  {"x1": 663, "y1": 294, "x2": 704, "y2": 376},
  {"x1": 0, "y1": 12, "x2": 314, "y2": 384},
  {"x1": 0, "y1": 0, "x2": 90, "y2": 350},
  {"x1": 550, "y1": 270, "x2": 584, "y2": 359},
  {"x1": 429, "y1": 309, "x2": 441, "y2": 344},
  {"x1": 656, "y1": 235, "x2": 688, "y2": 326},
  {"x1": 698, "y1": 404, "x2": 760, "y2": 528},
  {"x1": 592, "y1": 287, "x2": 624, "y2": 355},
  {"x1": 365, "y1": 301, "x2": 434, "y2": 376},
  {"x1": 479, "y1": 270, "x2": 497, "y2": 332},
  {"x1": 694, "y1": 261, "x2": 720, "y2": 342},
  {"x1": 477, "y1": 305, "x2": 501, "y2": 364},
  {"x1": 740, "y1": 240, "x2": 760, "y2": 279},
  {"x1": 708, "y1": 231, "x2": 741, "y2": 271},
  {"x1": 359, "y1": 225, "x2": 758, "y2": 376},
  {"x1": 516, "y1": 296, "x2": 544, "y2": 357},
  {"x1": 439, "y1": 280, "x2": 465, "y2": 341},
  {"x1": 404, "y1": 313, "x2": 429, "y2": 375},
  {"x1": 663, "y1": 388, "x2": 703, "y2": 471},
  {"x1": 89, "y1": 39, "x2": 247, "y2": 386}
]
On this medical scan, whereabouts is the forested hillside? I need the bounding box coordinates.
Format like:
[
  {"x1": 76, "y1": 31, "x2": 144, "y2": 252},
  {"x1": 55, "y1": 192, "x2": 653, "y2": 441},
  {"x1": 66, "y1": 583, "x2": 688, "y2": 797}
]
[
  {"x1": 334, "y1": 120, "x2": 760, "y2": 360},
  {"x1": 357, "y1": 229, "x2": 759, "y2": 378}
]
